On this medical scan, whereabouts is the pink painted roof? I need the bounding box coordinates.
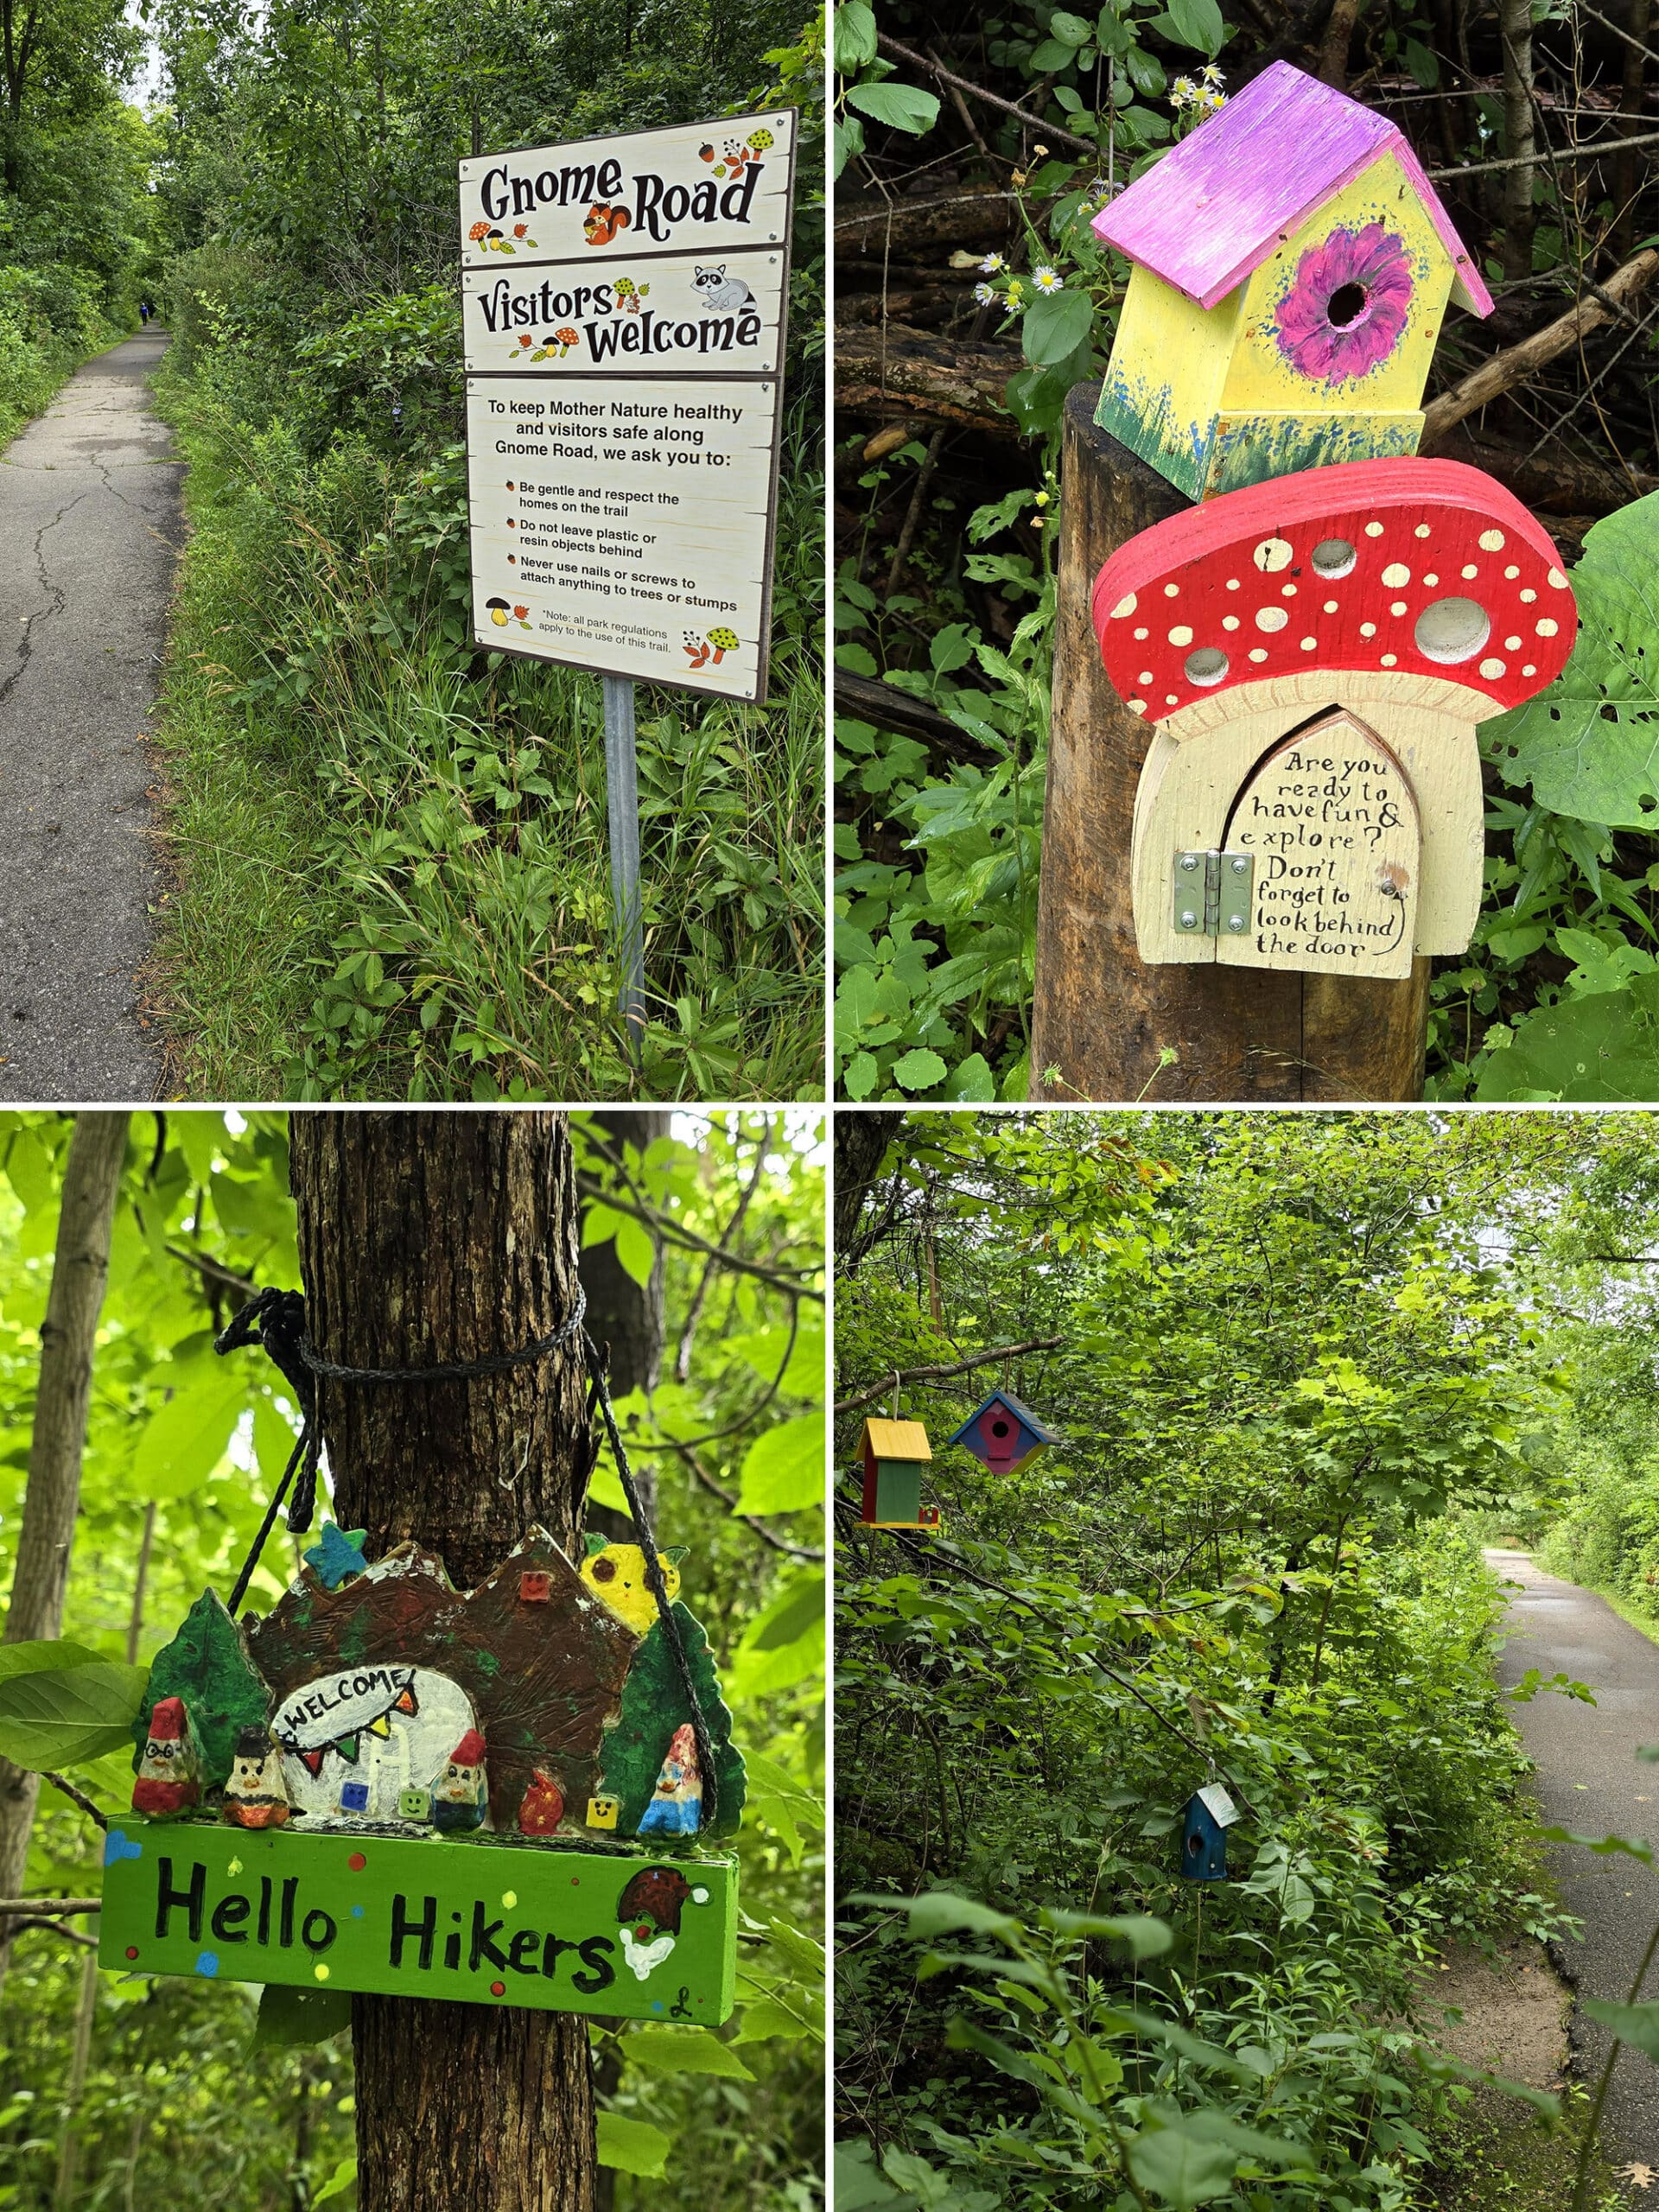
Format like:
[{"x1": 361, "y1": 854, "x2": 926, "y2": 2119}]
[{"x1": 1092, "y1": 60, "x2": 1492, "y2": 317}]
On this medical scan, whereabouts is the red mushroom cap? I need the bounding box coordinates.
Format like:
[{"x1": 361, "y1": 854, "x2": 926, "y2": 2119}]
[{"x1": 1093, "y1": 458, "x2": 1575, "y2": 725}]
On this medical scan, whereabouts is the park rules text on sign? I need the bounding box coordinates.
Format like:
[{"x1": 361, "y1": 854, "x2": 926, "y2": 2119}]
[{"x1": 460, "y1": 111, "x2": 795, "y2": 703}]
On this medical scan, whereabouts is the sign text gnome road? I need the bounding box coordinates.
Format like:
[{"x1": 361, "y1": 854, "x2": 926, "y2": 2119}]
[{"x1": 461, "y1": 111, "x2": 794, "y2": 703}]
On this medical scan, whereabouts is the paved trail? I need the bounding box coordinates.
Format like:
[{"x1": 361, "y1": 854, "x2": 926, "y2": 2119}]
[
  {"x1": 1489, "y1": 1548, "x2": 1659, "y2": 2164},
  {"x1": 0, "y1": 331, "x2": 181, "y2": 1101}
]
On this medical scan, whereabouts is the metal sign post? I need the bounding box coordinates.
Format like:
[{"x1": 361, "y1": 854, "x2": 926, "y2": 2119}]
[
  {"x1": 601, "y1": 674, "x2": 645, "y2": 1045},
  {"x1": 458, "y1": 110, "x2": 798, "y2": 1061}
]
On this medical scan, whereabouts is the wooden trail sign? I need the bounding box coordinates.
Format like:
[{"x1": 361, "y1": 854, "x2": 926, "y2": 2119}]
[
  {"x1": 99, "y1": 1822, "x2": 738, "y2": 2023},
  {"x1": 461, "y1": 111, "x2": 795, "y2": 705},
  {"x1": 104, "y1": 1524, "x2": 746, "y2": 2018}
]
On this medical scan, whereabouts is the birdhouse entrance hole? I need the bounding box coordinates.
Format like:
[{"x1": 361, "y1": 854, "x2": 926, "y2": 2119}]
[{"x1": 1326, "y1": 282, "x2": 1369, "y2": 329}]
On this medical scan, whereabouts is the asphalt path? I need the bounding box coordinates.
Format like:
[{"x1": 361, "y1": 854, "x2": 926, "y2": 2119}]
[
  {"x1": 0, "y1": 331, "x2": 181, "y2": 1100},
  {"x1": 1489, "y1": 1547, "x2": 1659, "y2": 2164}
]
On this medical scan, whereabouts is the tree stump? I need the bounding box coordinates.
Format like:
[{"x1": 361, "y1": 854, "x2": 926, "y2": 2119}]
[
  {"x1": 289, "y1": 1111, "x2": 596, "y2": 2212},
  {"x1": 1030, "y1": 384, "x2": 1429, "y2": 1102}
]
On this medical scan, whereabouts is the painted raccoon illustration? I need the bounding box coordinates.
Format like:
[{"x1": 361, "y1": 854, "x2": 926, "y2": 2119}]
[{"x1": 691, "y1": 264, "x2": 757, "y2": 314}]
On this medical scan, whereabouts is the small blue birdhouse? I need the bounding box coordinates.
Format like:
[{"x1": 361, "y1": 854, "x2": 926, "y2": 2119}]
[
  {"x1": 944, "y1": 1389, "x2": 1058, "y2": 1477},
  {"x1": 1181, "y1": 1783, "x2": 1239, "y2": 1881}
]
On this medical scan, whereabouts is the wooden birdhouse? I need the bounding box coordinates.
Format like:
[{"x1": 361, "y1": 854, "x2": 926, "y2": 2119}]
[
  {"x1": 859, "y1": 1418, "x2": 939, "y2": 1529},
  {"x1": 945, "y1": 1389, "x2": 1058, "y2": 1477},
  {"x1": 1181, "y1": 1783, "x2": 1240, "y2": 1882},
  {"x1": 1093, "y1": 456, "x2": 1576, "y2": 976},
  {"x1": 1092, "y1": 61, "x2": 1492, "y2": 500}
]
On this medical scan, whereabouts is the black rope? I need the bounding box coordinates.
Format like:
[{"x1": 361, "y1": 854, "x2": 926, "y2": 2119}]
[{"x1": 216, "y1": 1280, "x2": 720, "y2": 1826}]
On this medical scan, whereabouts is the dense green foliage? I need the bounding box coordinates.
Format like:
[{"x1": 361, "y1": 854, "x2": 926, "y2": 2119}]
[
  {"x1": 834, "y1": 3, "x2": 1659, "y2": 1103},
  {"x1": 833, "y1": 1112, "x2": 1633, "y2": 2211},
  {"x1": 140, "y1": 0, "x2": 824, "y2": 1101},
  {"x1": 0, "y1": 0, "x2": 155, "y2": 441},
  {"x1": 0, "y1": 1109, "x2": 824, "y2": 2209}
]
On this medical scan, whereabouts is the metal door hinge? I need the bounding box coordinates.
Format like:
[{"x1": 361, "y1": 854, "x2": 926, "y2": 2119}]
[{"x1": 1173, "y1": 849, "x2": 1254, "y2": 938}]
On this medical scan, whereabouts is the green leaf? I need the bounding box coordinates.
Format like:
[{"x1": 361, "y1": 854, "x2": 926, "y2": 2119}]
[
  {"x1": 1475, "y1": 976, "x2": 1659, "y2": 1102},
  {"x1": 1163, "y1": 0, "x2": 1224, "y2": 51},
  {"x1": 623, "y1": 2026, "x2": 755, "y2": 2078},
  {"x1": 731, "y1": 1996, "x2": 814, "y2": 2043},
  {"x1": 742, "y1": 1571, "x2": 825, "y2": 1650},
  {"x1": 252, "y1": 1984, "x2": 353, "y2": 2049},
  {"x1": 941, "y1": 1053, "x2": 996, "y2": 1102},
  {"x1": 881, "y1": 1889, "x2": 1020, "y2": 1942},
  {"x1": 132, "y1": 1353, "x2": 249, "y2": 1500},
  {"x1": 1041, "y1": 1908, "x2": 1173, "y2": 1957},
  {"x1": 844, "y1": 81, "x2": 941, "y2": 135},
  {"x1": 1126, "y1": 2124, "x2": 1239, "y2": 2207},
  {"x1": 0, "y1": 1639, "x2": 107, "y2": 1685},
  {"x1": 834, "y1": 1, "x2": 879, "y2": 68},
  {"x1": 612, "y1": 1214, "x2": 656, "y2": 1290},
  {"x1": 891, "y1": 1048, "x2": 948, "y2": 1092},
  {"x1": 1484, "y1": 493, "x2": 1654, "y2": 826},
  {"x1": 596, "y1": 2114, "x2": 671, "y2": 2177},
  {"x1": 735, "y1": 1412, "x2": 825, "y2": 1515},
  {"x1": 1049, "y1": 10, "x2": 1093, "y2": 42},
  {"x1": 1584, "y1": 1998, "x2": 1659, "y2": 2059},
  {"x1": 0, "y1": 1658, "x2": 149, "y2": 1770},
  {"x1": 313, "y1": 2155, "x2": 357, "y2": 2204},
  {"x1": 1022, "y1": 288, "x2": 1095, "y2": 367}
]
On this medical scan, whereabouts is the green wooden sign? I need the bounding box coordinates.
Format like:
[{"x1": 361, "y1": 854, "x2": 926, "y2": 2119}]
[{"x1": 99, "y1": 1818, "x2": 738, "y2": 2021}]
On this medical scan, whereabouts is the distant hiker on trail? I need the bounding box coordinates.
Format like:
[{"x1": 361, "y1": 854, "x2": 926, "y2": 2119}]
[{"x1": 138, "y1": 300, "x2": 151, "y2": 325}]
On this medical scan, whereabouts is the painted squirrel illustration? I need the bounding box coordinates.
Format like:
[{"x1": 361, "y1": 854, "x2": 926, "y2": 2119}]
[{"x1": 691, "y1": 264, "x2": 757, "y2": 313}]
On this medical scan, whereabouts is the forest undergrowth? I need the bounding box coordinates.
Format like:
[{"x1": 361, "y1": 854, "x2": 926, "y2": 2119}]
[{"x1": 833, "y1": 1110, "x2": 1659, "y2": 2212}]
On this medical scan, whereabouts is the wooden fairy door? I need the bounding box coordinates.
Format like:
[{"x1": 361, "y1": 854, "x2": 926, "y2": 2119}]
[{"x1": 1215, "y1": 706, "x2": 1420, "y2": 980}]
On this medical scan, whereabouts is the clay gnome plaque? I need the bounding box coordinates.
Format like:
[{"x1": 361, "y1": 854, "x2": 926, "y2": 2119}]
[
  {"x1": 222, "y1": 1725, "x2": 291, "y2": 1829},
  {"x1": 132, "y1": 1697, "x2": 200, "y2": 1818}
]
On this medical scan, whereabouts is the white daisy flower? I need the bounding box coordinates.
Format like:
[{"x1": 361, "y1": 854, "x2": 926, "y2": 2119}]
[
  {"x1": 973, "y1": 282, "x2": 995, "y2": 303},
  {"x1": 1033, "y1": 266, "x2": 1063, "y2": 292},
  {"x1": 980, "y1": 253, "x2": 1007, "y2": 274}
]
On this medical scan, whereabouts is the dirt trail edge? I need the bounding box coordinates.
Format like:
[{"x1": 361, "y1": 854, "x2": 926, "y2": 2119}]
[
  {"x1": 1489, "y1": 1546, "x2": 1659, "y2": 2167},
  {"x1": 0, "y1": 330, "x2": 181, "y2": 1101}
]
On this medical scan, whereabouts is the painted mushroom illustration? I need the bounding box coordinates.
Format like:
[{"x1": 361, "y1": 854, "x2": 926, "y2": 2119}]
[
  {"x1": 553, "y1": 327, "x2": 579, "y2": 358},
  {"x1": 707, "y1": 627, "x2": 739, "y2": 665},
  {"x1": 1091, "y1": 454, "x2": 1577, "y2": 976},
  {"x1": 486, "y1": 595, "x2": 512, "y2": 627}
]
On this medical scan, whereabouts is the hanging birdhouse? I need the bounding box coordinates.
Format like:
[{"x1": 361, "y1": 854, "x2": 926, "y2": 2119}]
[
  {"x1": 859, "y1": 1418, "x2": 939, "y2": 1530},
  {"x1": 98, "y1": 1524, "x2": 743, "y2": 2023},
  {"x1": 1181, "y1": 1783, "x2": 1240, "y2": 1882},
  {"x1": 945, "y1": 1389, "x2": 1058, "y2": 1477},
  {"x1": 1092, "y1": 457, "x2": 1576, "y2": 975},
  {"x1": 1092, "y1": 61, "x2": 1492, "y2": 500}
]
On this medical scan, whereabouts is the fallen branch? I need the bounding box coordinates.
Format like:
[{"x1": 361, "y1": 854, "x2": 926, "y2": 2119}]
[
  {"x1": 1431, "y1": 421, "x2": 1656, "y2": 516},
  {"x1": 874, "y1": 33, "x2": 1097, "y2": 156},
  {"x1": 836, "y1": 320, "x2": 1024, "y2": 439},
  {"x1": 0, "y1": 1897, "x2": 102, "y2": 1914},
  {"x1": 1427, "y1": 124, "x2": 1659, "y2": 179},
  {"x1": 836, "y1": 187, "x2": 1018, "y2": 256},
  {"x1": 835, "y1": 1336, "x2": 1065, "y2": 1414},
  {"x1": 1420, "y1": 248, "x2": 1659, "y2": 442},
  {"x1": 834, "y1": 671, "x2": 1001, "y2": 766}
]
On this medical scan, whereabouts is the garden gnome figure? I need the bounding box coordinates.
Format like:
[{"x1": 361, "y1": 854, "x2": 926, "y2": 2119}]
[
  {"x1": 222, "y1": 1724, "x2": 291, "y2": 1829},
  {"x1": 431, "y1": 1728, "x2": 488, "y2": 1832},
  {"x1": 132, "y1": 1695, "x2": 200, "y2": 1818},
  {"x1": 638, "y1": 1721, "x2": 703, "y2": 1836}
]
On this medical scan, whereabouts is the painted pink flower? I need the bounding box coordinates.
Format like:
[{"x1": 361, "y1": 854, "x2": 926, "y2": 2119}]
[{"x1": 1273, "y1": 223, "x2": 1414, "y2": 385}]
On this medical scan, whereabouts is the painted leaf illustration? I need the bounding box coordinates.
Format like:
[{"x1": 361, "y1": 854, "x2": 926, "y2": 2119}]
[
  {"x1": 0, "y1": 1655, "x2": 149, "y2": 1770},
  {"x1": 1484, "y1": 490, "x2": 1659, "y2": 828}
]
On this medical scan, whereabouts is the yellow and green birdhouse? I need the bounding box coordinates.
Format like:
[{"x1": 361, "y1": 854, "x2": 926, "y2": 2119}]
[
  {"x1": 1092, "y1": 61, "x2": 1491, "y2": 500},
  {"x1": 859, "y1": 1418, "x2": 938, "y2": 1530}
]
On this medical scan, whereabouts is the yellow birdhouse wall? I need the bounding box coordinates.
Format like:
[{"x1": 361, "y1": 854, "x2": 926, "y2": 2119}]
[{"x1": 1098, "y1": 152, "x2": 1459, "y2": 501}]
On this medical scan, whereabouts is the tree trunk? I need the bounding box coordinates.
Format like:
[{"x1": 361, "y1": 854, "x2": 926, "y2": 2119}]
[
  {"x1": 289, "y1": 1111, "x2": 596, "y2": 2212},
  {"x1": 1499, "y1": 0, "x2": 1536, "y2": 283},
  {"x1": 0, "y1": 1110, "x2": 129, "y2": 1988},
  {"x1": 834, "y1": 1115, "x2": 899, "y2": 1269},
  {"x1": 1030, "y1": 388, "x2": 1429, "y2": 1103}
]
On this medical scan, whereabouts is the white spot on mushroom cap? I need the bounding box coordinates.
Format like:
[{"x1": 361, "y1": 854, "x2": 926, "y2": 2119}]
[
  {"x1": 1138, "y1": 671, "x2": 1154, "y2": 685},
  {"x1": 1522, "y1": 664, "x2": 1536, "y2": 677},
  {"x1": 1168, "y1": 626, "x2": 1193, "y2": 646},
  {"x1": 1504, "y1": 636, "x2": 1521, "y2": 651},
  {"x1": 1478, "y1": 657, "x2": 1506, "y2": 679},
  {"x1": 1460, "y1": 563, "x2": 1478, "y2": 580},
  {"x1": 1381, "y1": 653, "x2": 1398, "y2": 667},
  {"x1": 1223, "y1": 615, "x2": 1240, "y2": 631},
  {"x1": 1323, "y1": 600, "x2": 1338, "y2": 613},
  {"x1": 1164, "y1": 582, "x2": 1180, "y2": 596},
  {"x1": 1364, "y1": 521, "x2": 1384, "y2": 537},
  {"x1": 1127, "y1": 697, "x2": 1147, "y2": 713},
  {"x1": 1520, "y1": 588, "x2": 1536, "y2": 603},
  {"x1": 1164, "y1": 693, "x2": 1179, "y2": 705},
  {"x1": 1536, "y1": 618, "x2": 1559, "y2": 638},
  {"x1": 1503, "y1": 564, "x2": 1520, "y2": 580},
  {"x1": 1549, "y1": 567, "x2": 1568, "y2": 588},
  {"x1": 1479, "y1": 530, "x2": 1505, "y2": 551},
  {"x1": 1414, "y1": 524, "x2": 1431, "y2": 538},
  {"x1": 1382, "y1": 563, "x2": 1410, "y2": 588},
  {"x1": 1110, "y1": 592, "x2": 1137, "y2": 618},
  {"x1": 1254, "y1": 537, "x2": 1294, "y2": 572},
  {"x1": 1226, "y1": 577, "x2": 1240, "y2": 591},
  {"x1": 1423, "y1": 573, "x2": 1439, "y2": 587},
  {"x1": 1248, "y1": 647, "x2": 1268, "y2": 663},
  {"x1": 1390, "y1": 601, "x2": 1408, "y2": 616},
  {"x1": 1255, "y1": 606, "x2": 1288, "y2": 632},
  {"x1": 1134, "y1": 626, "x2": 1149, "y2": 639},
  {"x1": 1281, "y1": 582, "x2": 1297, "y2": 596},
  {"x1": 1300, "y1": 637, "x2": 1317, "y2": 650},
  {"x1": 1360, "y1": 621, "x2": 1377, "y2": 638}
]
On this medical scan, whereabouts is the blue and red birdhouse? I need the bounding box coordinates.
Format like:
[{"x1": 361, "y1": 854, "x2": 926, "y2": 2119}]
[{"x1": 945, "y1": 1389, "x2": 1058, "y2": 1477}]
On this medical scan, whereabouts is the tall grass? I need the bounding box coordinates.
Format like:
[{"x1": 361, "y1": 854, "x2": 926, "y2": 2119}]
[{"x1": 148, "y1": 370, "x2": 824, "y2": 1101}]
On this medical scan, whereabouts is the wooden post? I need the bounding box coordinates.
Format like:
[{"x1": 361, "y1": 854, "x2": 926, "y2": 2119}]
[
  {"x1": 289, "y1": 1111, "x2": 596, "y2": 2212},
  {"x1": 1030, "y1": 386, "x2": 1428, "y2": 1103}
]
